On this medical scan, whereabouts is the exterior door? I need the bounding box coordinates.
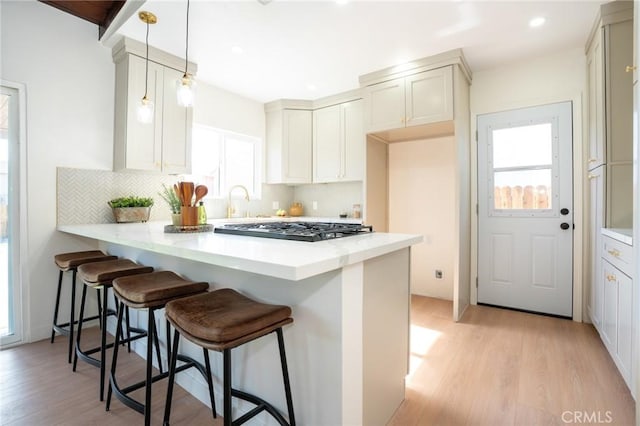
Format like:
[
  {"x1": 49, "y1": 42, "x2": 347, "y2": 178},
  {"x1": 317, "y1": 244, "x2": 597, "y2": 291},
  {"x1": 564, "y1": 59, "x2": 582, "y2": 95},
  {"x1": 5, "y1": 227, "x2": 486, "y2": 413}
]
[
  {"x1": 477, "y1": 102, "x2": 573, "y2": 317},
  {"x1": 1, "y1": 83, "x2": 22, "y2": 346}
]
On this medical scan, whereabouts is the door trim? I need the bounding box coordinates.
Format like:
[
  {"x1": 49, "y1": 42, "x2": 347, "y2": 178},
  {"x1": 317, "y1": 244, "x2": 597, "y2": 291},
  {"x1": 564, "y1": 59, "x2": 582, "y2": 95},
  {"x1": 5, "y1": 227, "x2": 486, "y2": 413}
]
[{"x1": 470, "y1": 94, "x2": 584, "y2": 322}]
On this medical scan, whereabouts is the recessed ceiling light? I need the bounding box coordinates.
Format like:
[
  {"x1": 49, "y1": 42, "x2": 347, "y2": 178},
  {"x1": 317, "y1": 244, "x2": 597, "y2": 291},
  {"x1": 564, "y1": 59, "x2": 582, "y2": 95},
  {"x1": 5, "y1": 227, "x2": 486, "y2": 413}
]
[
  {"x1": 529, "y1": 17, "x2": 546, "y2": 28},
  {"x1": 231, "y1": 46, "x2": 244, "y2": 55},
  {"x1": 307, "y1": 84, "x2": 317, "y2": 91},
  {"x1": 336, "y1": 0, "x2": 349, "y2": 5}
]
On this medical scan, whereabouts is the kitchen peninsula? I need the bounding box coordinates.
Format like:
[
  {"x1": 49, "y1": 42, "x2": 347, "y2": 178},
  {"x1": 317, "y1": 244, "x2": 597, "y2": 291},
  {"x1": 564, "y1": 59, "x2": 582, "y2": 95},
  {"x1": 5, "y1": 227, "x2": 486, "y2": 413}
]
[{"x1": 58, "y1": 221, "x2": 422, "y2": 425}]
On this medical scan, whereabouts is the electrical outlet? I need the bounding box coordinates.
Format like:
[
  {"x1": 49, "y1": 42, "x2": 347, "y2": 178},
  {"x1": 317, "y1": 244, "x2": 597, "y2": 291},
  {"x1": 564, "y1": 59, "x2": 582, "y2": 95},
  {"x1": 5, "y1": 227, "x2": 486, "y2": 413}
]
[
  {"x1": 435, "y1": 270, "x2": 443, "y2": 279},
  {"x1": 272, "y1": 201, "x2": 279, "y2": 210},
  {"x1": 312, "y1": 201, "x2": 318, "y2": 210}
]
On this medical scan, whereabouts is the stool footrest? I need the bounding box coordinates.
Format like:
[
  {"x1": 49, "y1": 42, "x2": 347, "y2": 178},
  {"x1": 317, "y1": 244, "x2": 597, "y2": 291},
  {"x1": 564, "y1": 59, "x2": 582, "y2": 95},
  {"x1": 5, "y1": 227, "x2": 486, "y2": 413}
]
[
  {"x1": 53, "y1": 313, "x2": 102, "y2": 336},
  {"x1": 231, "y1": 389, "x2": 290, "y2": 426},
  {"x1": 76, "y1": 327, "x2": 147, "y2": 368},
  {"x1": 109, "y1": 354, "x2": 207, "y2": 415}
]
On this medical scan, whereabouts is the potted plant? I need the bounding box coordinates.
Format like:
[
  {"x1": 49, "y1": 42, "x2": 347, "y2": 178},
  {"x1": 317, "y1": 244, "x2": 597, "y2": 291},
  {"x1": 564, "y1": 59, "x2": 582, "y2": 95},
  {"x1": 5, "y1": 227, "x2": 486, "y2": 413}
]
[
  {"x1": 108, "y1": 196, "x2": 154, "y2": 223},
  {"x1": 158, "y1": 184, "x2": 182, "y2": 225}
]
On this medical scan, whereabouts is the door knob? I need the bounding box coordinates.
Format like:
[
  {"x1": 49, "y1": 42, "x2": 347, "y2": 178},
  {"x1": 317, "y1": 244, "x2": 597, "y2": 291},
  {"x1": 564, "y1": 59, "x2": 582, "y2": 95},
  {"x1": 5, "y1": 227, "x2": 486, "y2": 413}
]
[
  {"x1": 560, "y1": 208, "x2": 569, "y2": 215},
  {"x1": 560, "y1": 222, "x2": 570, "y2": 230}
]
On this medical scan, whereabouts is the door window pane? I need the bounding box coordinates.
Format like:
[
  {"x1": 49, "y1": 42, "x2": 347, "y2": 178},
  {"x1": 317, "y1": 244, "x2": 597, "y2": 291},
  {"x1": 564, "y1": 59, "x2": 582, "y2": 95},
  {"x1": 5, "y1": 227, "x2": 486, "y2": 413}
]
[
  {"x1": 493, "y1": 169, "x2": 552, "y2": 210},
  {"x1": 492, "y1": 123, "x2": 552, "y2": 168}
]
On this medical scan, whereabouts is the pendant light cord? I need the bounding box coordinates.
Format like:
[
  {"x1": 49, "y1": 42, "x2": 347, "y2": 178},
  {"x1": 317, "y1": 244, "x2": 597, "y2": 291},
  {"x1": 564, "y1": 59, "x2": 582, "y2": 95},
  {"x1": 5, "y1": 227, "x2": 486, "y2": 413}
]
[
  {"x1": 144, "y1": 20, "x2": 150, "y2": 99},
  {"x1": 184, "y1": 0, "x2": 190, "y2": 76}
]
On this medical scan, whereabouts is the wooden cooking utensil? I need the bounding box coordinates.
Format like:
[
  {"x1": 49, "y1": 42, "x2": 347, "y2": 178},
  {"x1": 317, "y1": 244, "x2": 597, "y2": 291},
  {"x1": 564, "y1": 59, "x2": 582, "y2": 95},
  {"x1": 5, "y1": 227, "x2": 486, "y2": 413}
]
[
  {"x1": 194, "y1": 185, "x2": 208, "y2": 205},
  {"x1": 183, "y1": 182, "x2": 194, "y2": 207}
]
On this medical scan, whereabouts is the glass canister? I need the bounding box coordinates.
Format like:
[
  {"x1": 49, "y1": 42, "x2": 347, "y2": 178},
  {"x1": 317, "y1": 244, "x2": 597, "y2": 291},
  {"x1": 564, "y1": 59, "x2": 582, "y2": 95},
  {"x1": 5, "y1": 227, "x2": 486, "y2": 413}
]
[{"x1": 353, "y1": 204, "x2": 361, "y2": 219}]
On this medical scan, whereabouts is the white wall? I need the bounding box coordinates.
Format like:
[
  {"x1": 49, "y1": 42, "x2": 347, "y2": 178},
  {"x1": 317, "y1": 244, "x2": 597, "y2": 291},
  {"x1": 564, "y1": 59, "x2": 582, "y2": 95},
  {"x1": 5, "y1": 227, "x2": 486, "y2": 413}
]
[
  {"x1": 1, "y1": 0, "x2": 115, "y2": 341},
  {"x1": 388, "y1": 137, "x2": 456, "y2": 299},
  {"x1": 293, "y1": 181, "x2": 362, "y2": 218},
  {"x1": 470, "y1": 47, "x2": 586, "y2": 320}
]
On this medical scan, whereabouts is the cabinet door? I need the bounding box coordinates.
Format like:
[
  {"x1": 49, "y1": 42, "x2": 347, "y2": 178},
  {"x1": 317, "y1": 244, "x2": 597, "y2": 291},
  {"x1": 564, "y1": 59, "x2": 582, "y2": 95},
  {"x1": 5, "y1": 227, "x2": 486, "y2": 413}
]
[
  {"x1": 405, "y1": 66, "x2": 453, "y2": 127},
  {"x1": 617, "y1": 269, "x2": 632, "y2": 385},
  {"x1": 605, "y1": 20, "x2": 633, "y2": 165},
  {"x1": 313, "y1": 104, "x2": 342, "y2": 183},
  {"x1": 364, "y1": 78, "x2": 405, "y2": 133},
  {"x1": 283, "y1": 109, "x2": 312, "y2": 183},
  {"x1": 123, "y1": 54, "x2": 163, "y2": 172},
  {"x1": 587, "y1": 31, "x2": 605, "y2": 170},
  {"x1": 588, "y1": 166, "x2": 604, "y2": 329},
  {"x1": 342, "y1": 99, "x2": 364, "y2": 181},
  {"x1": 161, "y1": 66, "x2": 192, "y2": 174},
  {"x1": 601, "y1": 260, "x2": 618, "y2": 351}
]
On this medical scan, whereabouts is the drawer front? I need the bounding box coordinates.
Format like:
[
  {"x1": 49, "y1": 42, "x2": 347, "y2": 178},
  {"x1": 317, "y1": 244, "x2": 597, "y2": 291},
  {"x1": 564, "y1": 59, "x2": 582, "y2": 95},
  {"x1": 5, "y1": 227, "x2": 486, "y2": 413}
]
[{"x1": 602, "y1": 235, "x2": 632, "y2": 276}]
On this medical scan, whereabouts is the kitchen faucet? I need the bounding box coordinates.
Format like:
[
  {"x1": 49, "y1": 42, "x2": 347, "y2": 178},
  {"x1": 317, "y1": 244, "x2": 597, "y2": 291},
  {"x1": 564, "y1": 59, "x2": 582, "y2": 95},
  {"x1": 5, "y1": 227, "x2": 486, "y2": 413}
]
[{"x1": 227, "y1": 185, "x2": 250, "y2": 218}]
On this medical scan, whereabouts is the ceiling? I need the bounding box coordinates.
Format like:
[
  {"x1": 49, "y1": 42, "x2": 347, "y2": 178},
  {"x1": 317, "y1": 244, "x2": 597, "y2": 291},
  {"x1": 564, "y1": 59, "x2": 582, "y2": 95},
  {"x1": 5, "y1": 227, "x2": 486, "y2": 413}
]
[
  {"x1": 109, "y1": 0, "x2": 604, "y2": 103},
  {"x1": 40, "y1": 0, "x2": 126, "y2": 38}
]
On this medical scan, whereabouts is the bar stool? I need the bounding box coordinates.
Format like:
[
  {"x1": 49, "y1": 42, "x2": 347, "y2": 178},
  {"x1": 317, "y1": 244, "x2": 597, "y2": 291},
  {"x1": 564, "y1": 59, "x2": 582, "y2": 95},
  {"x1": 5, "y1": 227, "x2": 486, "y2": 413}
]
[
  {"x1": 106, "y1": 271, "x2": 213, "y2": 426},
  {"x1": 163, "y1": 288, "x2": 296, "y2": 426},
  {"x1": 73, "y1": 258, "x2": 154, "y2": 401},
  {"x1": 52, "y1": 251, "x2": 117, "y2": 363}
]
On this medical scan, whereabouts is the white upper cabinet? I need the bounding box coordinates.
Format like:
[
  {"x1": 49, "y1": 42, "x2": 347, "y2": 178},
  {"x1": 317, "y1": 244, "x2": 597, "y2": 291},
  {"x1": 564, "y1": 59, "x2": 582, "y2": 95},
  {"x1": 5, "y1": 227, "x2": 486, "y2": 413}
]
[
  {"x1": 363, "y1": 79, "x2": 405, "y2": 133},
  {"x1": 265, "y1": 105, "x2": 313, "y2": 184},
  {"x1": 364, "y1": 66, "x2": 453, "y2": 133},
  {"x1": 587, "y1": 30, "x2": 605, "y2": 170},
  {"x1": 113, "y1": 38, "x2": 194, "y2": 174},
  {"x1": 313, "y1": 99, "x2": 364, "y2": 183}
]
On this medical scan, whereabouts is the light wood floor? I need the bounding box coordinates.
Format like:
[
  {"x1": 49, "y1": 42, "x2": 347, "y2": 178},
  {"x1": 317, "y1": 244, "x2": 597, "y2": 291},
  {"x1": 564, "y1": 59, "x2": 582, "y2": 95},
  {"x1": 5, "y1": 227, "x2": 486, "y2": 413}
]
[
  {"x1": 390, "y1": 296, "x2": 635, "y2": 426},
  {"x1": 0, "y1": 296, "x2": 635, "y2": 425}
]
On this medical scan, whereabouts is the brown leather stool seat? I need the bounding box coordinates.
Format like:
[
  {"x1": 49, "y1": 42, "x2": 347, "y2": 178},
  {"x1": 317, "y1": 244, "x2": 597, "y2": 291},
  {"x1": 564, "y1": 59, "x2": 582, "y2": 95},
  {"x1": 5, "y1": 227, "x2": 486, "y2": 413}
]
[
  {"x1": 106, "y1": 271, "x2": 212, "y2": 426},
  {"x1": 163, "y1": 289, "x2": 296, "y2": 426},
  {"x1": 73, "y1": 258, "x2": 154, "y2": 401},
  {"x1": 51, "y1": 250, "x2": 117, "y2": 363}
]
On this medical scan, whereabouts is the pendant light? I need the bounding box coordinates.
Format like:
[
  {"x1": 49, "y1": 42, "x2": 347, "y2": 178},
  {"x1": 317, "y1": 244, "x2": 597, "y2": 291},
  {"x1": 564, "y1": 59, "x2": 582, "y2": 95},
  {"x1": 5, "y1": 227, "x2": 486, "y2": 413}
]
[
  {"x1": 177, "y1": 0, "x2": 195, "y2": 107},
  {"x1": 137, "y1": 11, "x2": 157, "y2": 124}
]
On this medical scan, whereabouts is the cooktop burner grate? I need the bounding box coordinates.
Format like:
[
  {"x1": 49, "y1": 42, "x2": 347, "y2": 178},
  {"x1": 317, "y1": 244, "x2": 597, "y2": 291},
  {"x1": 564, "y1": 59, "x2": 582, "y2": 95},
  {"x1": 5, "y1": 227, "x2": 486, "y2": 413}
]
[{"x1": 214, "y1": 222, "x2": 373, "y2": 242}]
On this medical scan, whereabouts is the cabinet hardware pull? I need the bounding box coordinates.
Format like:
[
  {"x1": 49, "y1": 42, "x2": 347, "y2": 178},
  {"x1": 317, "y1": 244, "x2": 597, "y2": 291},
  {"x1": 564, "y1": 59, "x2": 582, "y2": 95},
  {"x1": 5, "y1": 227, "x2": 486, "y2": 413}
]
[
  {"x1": 588, "y1": 174, "x2": 598, "y2": 179},
  {"x1": 606, "y1": 274, "x2": 617, "y2": 282},
  {"x1": 625, "y1": 65, "x2": 636, "y2": 73},
  {"x1": 588, "y1": 158, "x2": 597, "y2": 163},
  {"x1": 607, "y1": 249, "x2": 620, "y2": 258}
]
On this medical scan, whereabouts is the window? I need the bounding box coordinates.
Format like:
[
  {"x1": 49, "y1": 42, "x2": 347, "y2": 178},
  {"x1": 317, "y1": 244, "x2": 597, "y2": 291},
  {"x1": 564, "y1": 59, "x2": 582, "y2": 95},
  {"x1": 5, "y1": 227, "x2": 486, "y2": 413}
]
[
  {"x1": 489, "y1": 122, "x2": 556, "y2": 212},
  {"x1": 188, "y1": 124, "x2": 262, "y2": 199}
]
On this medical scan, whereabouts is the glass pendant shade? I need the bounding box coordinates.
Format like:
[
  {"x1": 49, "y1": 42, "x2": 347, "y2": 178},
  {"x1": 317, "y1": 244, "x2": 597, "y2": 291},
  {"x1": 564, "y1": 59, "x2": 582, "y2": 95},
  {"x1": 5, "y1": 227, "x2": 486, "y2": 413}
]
[
  {"x1": 177, "y1": 74, "x2": 195, "y2": 107},
  {"x1": 137, "y1": 96, "x2": 154, "y2": 124}
]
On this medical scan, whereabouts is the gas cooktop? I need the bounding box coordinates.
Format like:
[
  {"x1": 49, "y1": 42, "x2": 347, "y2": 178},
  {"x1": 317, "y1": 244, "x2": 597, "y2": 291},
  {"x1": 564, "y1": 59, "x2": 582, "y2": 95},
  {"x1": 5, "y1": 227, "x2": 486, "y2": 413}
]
[{"x1": 214, "y1": 221, "x2": 373, "y2": 242}]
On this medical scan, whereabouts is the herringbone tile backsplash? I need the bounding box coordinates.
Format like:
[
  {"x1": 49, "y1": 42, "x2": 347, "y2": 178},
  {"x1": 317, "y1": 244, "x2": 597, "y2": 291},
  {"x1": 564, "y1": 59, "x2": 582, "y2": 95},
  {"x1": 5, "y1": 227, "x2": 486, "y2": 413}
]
[{"x1": 57, "y1": 167, "x2": 178, "y2": 225}]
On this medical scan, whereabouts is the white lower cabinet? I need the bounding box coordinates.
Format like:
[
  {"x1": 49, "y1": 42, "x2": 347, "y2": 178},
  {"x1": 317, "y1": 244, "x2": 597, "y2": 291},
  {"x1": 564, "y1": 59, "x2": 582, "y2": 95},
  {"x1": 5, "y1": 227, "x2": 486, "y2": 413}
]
[{"x1": 598, "y1": 233, "x2": 634, "y2": 393}]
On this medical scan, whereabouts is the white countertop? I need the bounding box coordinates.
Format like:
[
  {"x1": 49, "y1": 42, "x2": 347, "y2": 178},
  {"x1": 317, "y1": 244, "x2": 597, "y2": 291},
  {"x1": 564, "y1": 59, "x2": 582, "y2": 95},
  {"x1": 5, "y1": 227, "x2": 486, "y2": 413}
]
[
  {"x1": 601, "y1": 228, "x2": 633, "y2": 246},
  {"x1": 58, "y1": 221, "x2": 422, "y2": 281}
]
